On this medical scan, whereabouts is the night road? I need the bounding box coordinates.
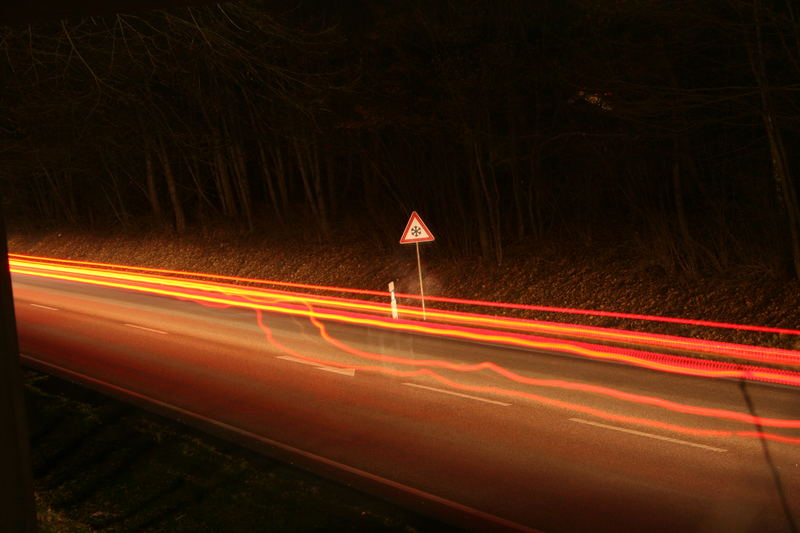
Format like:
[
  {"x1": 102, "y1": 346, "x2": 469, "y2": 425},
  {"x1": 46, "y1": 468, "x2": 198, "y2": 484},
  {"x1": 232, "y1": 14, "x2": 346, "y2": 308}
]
[
  {"x1": 6, "y1": 4, "x2": 800, "y2": 533},
  {"x1": 11, "y1": 260, "x2": 800, "y2": 533}
]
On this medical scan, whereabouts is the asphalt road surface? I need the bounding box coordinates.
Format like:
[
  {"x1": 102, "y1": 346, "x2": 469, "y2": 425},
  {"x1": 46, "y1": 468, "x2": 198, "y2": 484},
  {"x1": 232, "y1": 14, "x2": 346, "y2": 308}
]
[{"x1": 11, "y1": 268, "x2": 800, "y2": 533}]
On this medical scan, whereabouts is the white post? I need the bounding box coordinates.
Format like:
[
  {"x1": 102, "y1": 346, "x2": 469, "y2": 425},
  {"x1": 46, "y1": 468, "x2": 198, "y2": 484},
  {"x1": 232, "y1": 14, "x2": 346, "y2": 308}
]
[
  {"x1": 415, "y1": 242, "x2": 427, "y2": 320},
  {"x1": 388, "y1": 281, "x2": 399, "y2": 319}
]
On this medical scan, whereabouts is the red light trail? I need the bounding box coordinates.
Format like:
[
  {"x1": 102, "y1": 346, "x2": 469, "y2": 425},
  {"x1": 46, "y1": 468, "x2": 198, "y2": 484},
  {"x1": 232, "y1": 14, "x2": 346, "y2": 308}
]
[
  {"x1": 9, "y1": 255, "x2": 800, "y2": 371},
  {"x1": 254, "y1": 307, "x2": 800, "y2": 446},
  {"x1": 9, "y1": 257, "x2": 800, "y2": 382},
  {"x1": 11, "y1": 253, "x2": 800, "y2": 336},
  {"x1": 11, "y1": 255, "x2": 800, "y2": 446}
]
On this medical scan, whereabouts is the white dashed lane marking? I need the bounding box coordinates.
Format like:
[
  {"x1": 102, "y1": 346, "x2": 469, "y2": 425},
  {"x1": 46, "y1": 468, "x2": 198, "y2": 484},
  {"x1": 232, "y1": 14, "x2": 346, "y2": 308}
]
[
  {"x1": 403, "y1": 382, "x2": 512, "y2": 406},
  {"x1": 276, "y1": 355, "x2": 355, "y2": 377},
  {"x1": 569, "y1": 418, "x2": 727, "y2": 452},
  {"x1": 123, "y1": 323, "x2": 168, "y2": 335},
  {"x1": 30, "y1": 303, "x2": 59, "y2": 311}
]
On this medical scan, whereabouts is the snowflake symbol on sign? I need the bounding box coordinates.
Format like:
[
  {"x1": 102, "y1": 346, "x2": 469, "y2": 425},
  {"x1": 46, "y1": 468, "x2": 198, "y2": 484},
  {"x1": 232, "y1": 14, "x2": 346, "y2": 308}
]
[{"x1": 411, "y1": 226, "x2": 422, "y2": 237}]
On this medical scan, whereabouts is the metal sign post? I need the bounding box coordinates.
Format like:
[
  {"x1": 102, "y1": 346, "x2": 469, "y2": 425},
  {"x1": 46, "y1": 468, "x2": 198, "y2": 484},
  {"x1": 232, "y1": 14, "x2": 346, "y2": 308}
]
[
  {"x1": 415, "y1": 242, "x2": 426, "y2": 320},
  {"x1": 399, "y1": 211, "x2": 435, "y2": 321}
]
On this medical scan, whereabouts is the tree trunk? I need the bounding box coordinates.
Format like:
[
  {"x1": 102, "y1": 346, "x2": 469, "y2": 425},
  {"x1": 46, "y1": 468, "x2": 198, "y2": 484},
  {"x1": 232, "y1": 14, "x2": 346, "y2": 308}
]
[
  {"x1": 102, "y1": 153, "x2": 129, "y2": 227},
  {"x1": 43, "y1": 167, "x2": 76, "y2": 224},
  {"x1": 527, "y1": 147, "x2": 544, "y2": 239},
  {"x1": 33, "y1": 171, "x2": 53, "y2": 221},
  {"x1": 509, "y1": 119, "x2": 527, "y2": 241},
  {"x1": 157, "y1": 139, "x2": 186, "y2": 233},
  {"x1": 473, "y1": 137, "x2": 502, "y2": 264},
  {"x1": 258, "y1": 143, "x2": 284, "y2": 225},
  {"x1": 749, "y1": 0, "x2": 800, "y2": 278},
  {"x1": 469, "y1": 141, "x2": 491, "y2": 260},
  {"x1": 294, "y1": 138, "x2": 319, "y2": 219},
  {"x1": 294, "y1": 138, "x2": 329, "y2": 240},
  {"x1": 0, "y1": 205, "x2": 36, "y2": 533},
  {"x1": 230, "y1": 143, "x2": 254, "y2": 231},
  {"x1": 213, "y1": 147, "x2": 237, "y2": 218},
  {"x1": 145, "y1": 150, "x2": 163, "y2": 221},
  {"x1": 185, "y1": 152, "x2": 216, "y2": 220},
  {"x1": 309, "y1": 141, "x2": 329, "y2": 238},
  {"x1": 671, "y1": 139, "x2": 697, "y2": 273}
]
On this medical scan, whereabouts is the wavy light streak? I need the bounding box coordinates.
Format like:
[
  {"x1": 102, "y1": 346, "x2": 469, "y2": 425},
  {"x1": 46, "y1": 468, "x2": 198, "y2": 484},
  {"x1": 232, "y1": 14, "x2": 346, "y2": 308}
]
[
  {"x1": 10, "y1": 256, "x2": 800, "y2": 370},
  {"x1": 253, "y1": 308, "x2": 800, "y2": 446},
  {"x1": 12, "y1": 257, "x2": 800, "y2": 445},
  {"x1": 10, "y1": 261, "x2": 800, "y2": 387},
  {"x1": 11, "y1": 253, "x2": 800, "y2": 336}
]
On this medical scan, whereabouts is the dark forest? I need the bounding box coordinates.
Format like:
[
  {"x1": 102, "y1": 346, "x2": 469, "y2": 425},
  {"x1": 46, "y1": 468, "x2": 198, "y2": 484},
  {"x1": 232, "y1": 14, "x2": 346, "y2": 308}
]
[{"x1": 2, "y1": 0, "x2": 800, "y2": 276}]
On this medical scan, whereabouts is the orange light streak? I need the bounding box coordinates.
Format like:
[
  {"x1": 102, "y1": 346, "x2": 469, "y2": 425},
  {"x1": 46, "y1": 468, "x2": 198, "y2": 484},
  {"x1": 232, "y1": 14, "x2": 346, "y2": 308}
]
[
  {"x1": 10, "y1": 257, "x2": 800, "y2": 369},
  {"x1": 12, "y1": 260, "x2": 800, "y2": 444},
  {"x1": 303, "y1": 307, "x2": 800, "y2": 429},
  {"x1": 238, "y1": 281, "x2": 800, "y2": 367},
  {"x1": 11, "y1": 263, "x2": 800, "y2": 387},
  {"x1": 11, "y1": 253, "x2": 800, "y2": 336},
  {"x1": 253, "y1": 309, "x2": 800, "y2": 446}
]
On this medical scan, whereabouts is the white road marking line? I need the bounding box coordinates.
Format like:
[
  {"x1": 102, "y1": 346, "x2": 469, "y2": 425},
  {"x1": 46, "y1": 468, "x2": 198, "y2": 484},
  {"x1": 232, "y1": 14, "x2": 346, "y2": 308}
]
[
  {"x1": 276, "y1": 355, "x2": 355, "y2": 377},
  {"x1": 123, "y1": 323, "x2": 168, "y2": 335},
  {"x1": 402, "y1": 382, "x2": 512, "y2": 406},
  {"x1": 569, "y1": 418, "x2": 727, "y2": 452},
  {"x1": 277, "y1": 355, "x2": 321, "y2": 367},
  {"x1": 317, "y1": 366, "x2": 357, "y2": 377},
  {"x1": 30, "y1": 303, "x2": 59, "y2": 311}
]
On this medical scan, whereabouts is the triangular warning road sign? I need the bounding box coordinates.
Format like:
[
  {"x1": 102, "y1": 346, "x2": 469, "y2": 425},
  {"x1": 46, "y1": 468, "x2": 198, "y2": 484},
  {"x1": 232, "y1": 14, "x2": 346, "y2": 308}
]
[{"x1": 400, "y1": 211, "x2": 435, "y2": 244}]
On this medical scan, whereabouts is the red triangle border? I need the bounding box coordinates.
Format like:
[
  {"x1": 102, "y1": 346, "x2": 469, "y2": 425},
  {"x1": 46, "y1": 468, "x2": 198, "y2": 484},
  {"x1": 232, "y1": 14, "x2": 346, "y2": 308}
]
[{"x1": 400, "y1": 211, "x2": 435, "y2": 244}]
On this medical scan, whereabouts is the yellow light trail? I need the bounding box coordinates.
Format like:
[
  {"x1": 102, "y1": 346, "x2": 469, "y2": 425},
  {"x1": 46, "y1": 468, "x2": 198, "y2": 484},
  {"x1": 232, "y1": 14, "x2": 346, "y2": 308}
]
[
  {"x1": 12, "y1": 257, "x2": 800, "y2": 446},
  {"x1": 10, "y1": 259, "x2": 800, "y2": 387},
  {"x1": 10, "y1": 256, "x2": 800, "y2": 369}
]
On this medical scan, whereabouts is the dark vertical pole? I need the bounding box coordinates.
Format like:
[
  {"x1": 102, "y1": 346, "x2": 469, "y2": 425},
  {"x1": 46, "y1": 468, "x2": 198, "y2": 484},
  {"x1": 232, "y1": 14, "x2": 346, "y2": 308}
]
[{"x1": 0, "y1": 205, "x2": 36, "y2": 533}]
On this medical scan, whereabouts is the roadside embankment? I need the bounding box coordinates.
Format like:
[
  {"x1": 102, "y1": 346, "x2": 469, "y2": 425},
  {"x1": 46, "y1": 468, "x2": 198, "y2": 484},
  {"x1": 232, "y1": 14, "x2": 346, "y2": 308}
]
[{"x1": 9, "y1": 228, "x2": 800, "y2": 351}]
